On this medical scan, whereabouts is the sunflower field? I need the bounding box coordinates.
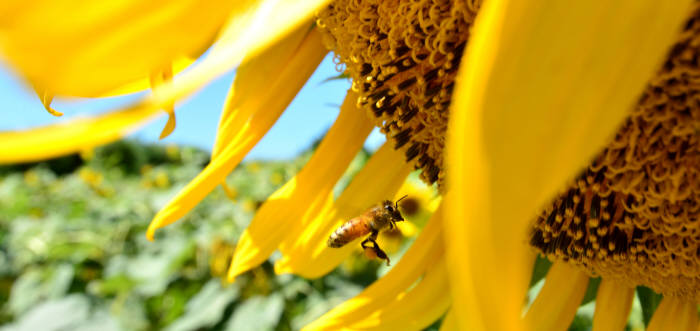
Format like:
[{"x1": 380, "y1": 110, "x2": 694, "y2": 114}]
[
  {"x1": 0, "y1": 140, "x2": 392, "y2": 331},
  {"x1": 0, "y1": 140, "x2": 660, "y2": 331}
]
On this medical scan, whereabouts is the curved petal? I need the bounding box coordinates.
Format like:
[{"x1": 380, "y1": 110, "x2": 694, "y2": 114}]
[
  {"x1": 439, "y1": 309, "x2": 457, "y2": 331},
  {"x1": 0, "y1": 0, "x2": 236, "y2": 97},
  {"x1": 101, "y1": 57, "x2": 194, "y2": 97},
  {"x1": 346, "y1": 258, "x2": 450, "y2": 330},
  {"x1": 211, "y1": 27, "x2": 310, "y2": 159},
  {"x1": 302, "y1": 207, "x2": 444, "y2": 330},
  {"x1": 149, "y1": 65, "x2": 176, "y2": 139},
  {"x1": 445, "y1": 1, "x2": 694, "y2": 330},
  {"x1": 523, "y1": 262, "x2": 589, "y2": 331},
  {"x1": 146, "y1": 0, "x2": 332, "y2": 110},
  {"x1": 273, "y1": 142, "x2": 413, "y2": 278},
  {"x1": 647, "y1": 297, "x2": 699, "y2": 331},
  {"x1": 0, "y1": 105, "x2": 160, "y2": 164},
  {"x1": 592, "y1": 279, "x2": 634, "y2": 331},
  {"x1": 226, "y1": 91, "x2": 374, "y2": 281},
  {"x1": 0, "y1": 0, "x2": 323, "y2": 165},
  {"x1": 146, "y1": 27, "x2": 326, "y2": 239},
  {"x1": 35, "y1": 90, "x2": 62, "y2": 117}
]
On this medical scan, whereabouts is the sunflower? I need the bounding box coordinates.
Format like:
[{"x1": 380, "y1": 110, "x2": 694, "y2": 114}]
[{"x1": 1, "y1": 0, "x2": 698, "y2": 330}]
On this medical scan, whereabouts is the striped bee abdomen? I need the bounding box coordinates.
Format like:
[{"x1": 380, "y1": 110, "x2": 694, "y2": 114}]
[{"x1": 327, "y1": 217, "x2": 372, "y2": 248}]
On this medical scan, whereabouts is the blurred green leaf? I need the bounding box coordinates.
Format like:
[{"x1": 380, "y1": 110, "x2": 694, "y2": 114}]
[
  {"x1": 1, "y1": 295, "x2": 89, "y2": 331},
  {"x1": 226, "y1": 294, "x2": 285, "y2": 331},
  {"x1": 70, "y1": 310, "x2": 121, "y2": 331},
  {"x1": 8, "y1": 264, "x2": 73, "y2": 315},
  {"x1": 165, "y1": 279, "x2": 239, "y2": 331},
  {"x1": 89, "y1": 274, "x2": 137, "y2": 296}
]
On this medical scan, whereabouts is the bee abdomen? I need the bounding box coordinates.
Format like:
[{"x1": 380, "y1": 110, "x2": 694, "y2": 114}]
[
  {"x1": 327, "y1": 218, "x2": 371, "y2": 248},
  {"x1": 327, "y1": 234, "x2": 347, "y2": 248}
]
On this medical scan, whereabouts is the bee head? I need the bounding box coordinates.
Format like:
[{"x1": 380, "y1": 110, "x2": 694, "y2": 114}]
[{"x1": 383, "y1": 195, "x2": 408, "y2": 222}]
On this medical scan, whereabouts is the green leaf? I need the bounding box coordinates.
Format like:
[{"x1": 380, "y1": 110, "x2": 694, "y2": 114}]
[
  {"x1": 225, "y1": 294, "x2": 285, "y2": 331},
  {"x1": 90, "y1": 274, "x2": 138, "y2": 296},
  {"x1": 637, "y1": 286, "x2": 663, "y2": 327},
  {"x1": 2, "y1": 295, "x2": 90, "y2": 331},
  {"x1": 8, "y1": 264, "x2": 74, "y2": 315},
  {"x1": 580, "y1": 277, "x2": 601, "y2": 306},
  {"x1": 529, "y1": 255, "x2": 552, "y2": 287},
  {"x1": 164, "y1": 279, "x2": 239, "y2": 331}
]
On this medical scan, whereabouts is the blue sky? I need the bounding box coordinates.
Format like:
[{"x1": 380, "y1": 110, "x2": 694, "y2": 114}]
[{"x1": 0, "y1": 54, "x2": 385, "y2": 160}]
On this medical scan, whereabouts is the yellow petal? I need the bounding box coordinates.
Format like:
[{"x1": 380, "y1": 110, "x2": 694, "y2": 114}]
[
  {"x1": 439, "y1": 309, "x2": 457, "y2": 331},
  {"x1": 145, "y1": 26, "x2": 327, "y2": 240},
  {"x1": 101, "y1": 57, "x2": 195, "y2": 97},
  {"x1": 273, "y1": 143, "x2": 413, "y2": 278},
  {"x1": 159, "y1": 113, "x2": 176, "y2": 140},
  {"x1": 211, "y1": 26, "x2": 310, "y2": 159},
  {"x1": 35, "y1": 90, "x2": 63, "y2": 117},
  {"x1": 220, "y1": 182, "x2": 239, "y2": 202},
  {"x1": 302, "y1": 206, "x2": 444, "y2": 330},
  {"x1": 445, "y1": 1, "x2": 694, "y2": 330},
  {"x1": 32, "y1": 57, "x2": 193, "y2": 119},
  {"x1": 345, "y1": 258, "x2": 450, "y2": 330},
  {"x1": 0, "y1": 105, "x2": 160, "y2": 164},
  {"x1": 227, "y1": 91, "x2": 374, "y2": 281},
  {"x1": 146, "y1": 0, "x2": 332, "y2": 110},
  {"x1": 592, "y1": 279, "x2": 634, "y2": 331},
  {"x1": 0, "y1": 0, "x2": 236, "y2": 97},
  {"x1": 647, "y1": 297, "x2": 699, "y2": 331},
  {"x1": 149, "y1": 65, "x2": 176, "y2": 139},
  {"x1": 523, "y1": 262, "x2": 589, "y2": 331}
]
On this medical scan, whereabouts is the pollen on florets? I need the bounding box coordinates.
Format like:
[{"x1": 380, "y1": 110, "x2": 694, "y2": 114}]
[
  {"x1": 531, "y1": 4, "x2": 700, "y2": 301},
  {"x1": 316, "y1": 0, "x2": 482, "y2": 188}
]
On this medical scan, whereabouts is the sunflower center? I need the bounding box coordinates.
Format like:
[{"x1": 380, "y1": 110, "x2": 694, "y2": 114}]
[
  {"x1": 316, "y1": 0, "x2": 482, "y2": 187},
  {"x1": 531, "y1": 6, "x2": 700, "y2": 300},
  {"x1": 319, "y1": 0, "x2": 700, "y2": 300}
]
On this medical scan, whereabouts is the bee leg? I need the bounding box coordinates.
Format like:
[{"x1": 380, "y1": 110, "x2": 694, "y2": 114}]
[
  {"x1": 367, "y1": 238, "x2": 390, "y2": 266},
  {"x1": 360, "y1": 231, "x2": 391, "y2": 266},
  {"x1": 360, "y1": 238, "x2": 371, "y2": 250},
  {"x1": 361, "y1": 230, "x2": 377, "y2": 249},
  {"x1": 371, "y1": 242, "x2": 390, "y2": 266}
]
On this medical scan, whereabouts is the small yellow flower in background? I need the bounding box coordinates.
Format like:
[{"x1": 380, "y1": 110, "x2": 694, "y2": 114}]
[
  {"x1": 78, "y1": 168, "x2": 102, "y2": 187},
  {"x1": 246, "y1": 162, "x2": 262, "y2": 174},
  {"x1": 165, "y1": 144, "x2": 180, "y2": 161},
  {"x1": 22, "y1": 169, "x2": 40, "y2": 187},
  {"x1": 2, "y1": 1, "x2": 700, "y2": 331},
  {"x1": 395, "y1": 175, "x2": 440, "y2": 225},
  {"x1": 79, "y1": 167, "x2": 114, "y2": 197},
  {"x1": 269, "y1": 172, "x2": 284, "y2": 186},
  {"x1": 153, "y1": 171, "x2": 170, "y2": 189},
  {"x1": 241, "y1": 199, "x2": 258, "y2": 214},
  {"x1": 222, "y1": 185, "x2": 238, "y2": 202},
  {"x1": 139, "y1": 164, "x2": 153, "y2": 176},
  {"x1": 79, "y1": 148, "x2": 94, "y2": 162},
  {"x1": 210, "y1": 238, "x2": 236, "y2": 279},
  {"x1": 139, "y1": 164, "x2": 154, "y2": 188}
]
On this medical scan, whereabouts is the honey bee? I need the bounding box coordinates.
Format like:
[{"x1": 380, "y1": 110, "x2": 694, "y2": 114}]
[{"x1": 327, "y1": 195, "x2": 408, "y2": 266}]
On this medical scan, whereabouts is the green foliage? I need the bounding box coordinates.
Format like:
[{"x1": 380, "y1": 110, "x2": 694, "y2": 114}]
[
  {"x1": 0, "y1": 140, "x2": 386, "y2": 330},
  {"x1": 637, "y1": 286, "x2": 663, "y2": 327},
  {"x1": 580, "y1": 277, "x2": 601, "y2": 306},
  {"x1": 529, "y1": 255, "x2": 552, "y2": 287}
]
